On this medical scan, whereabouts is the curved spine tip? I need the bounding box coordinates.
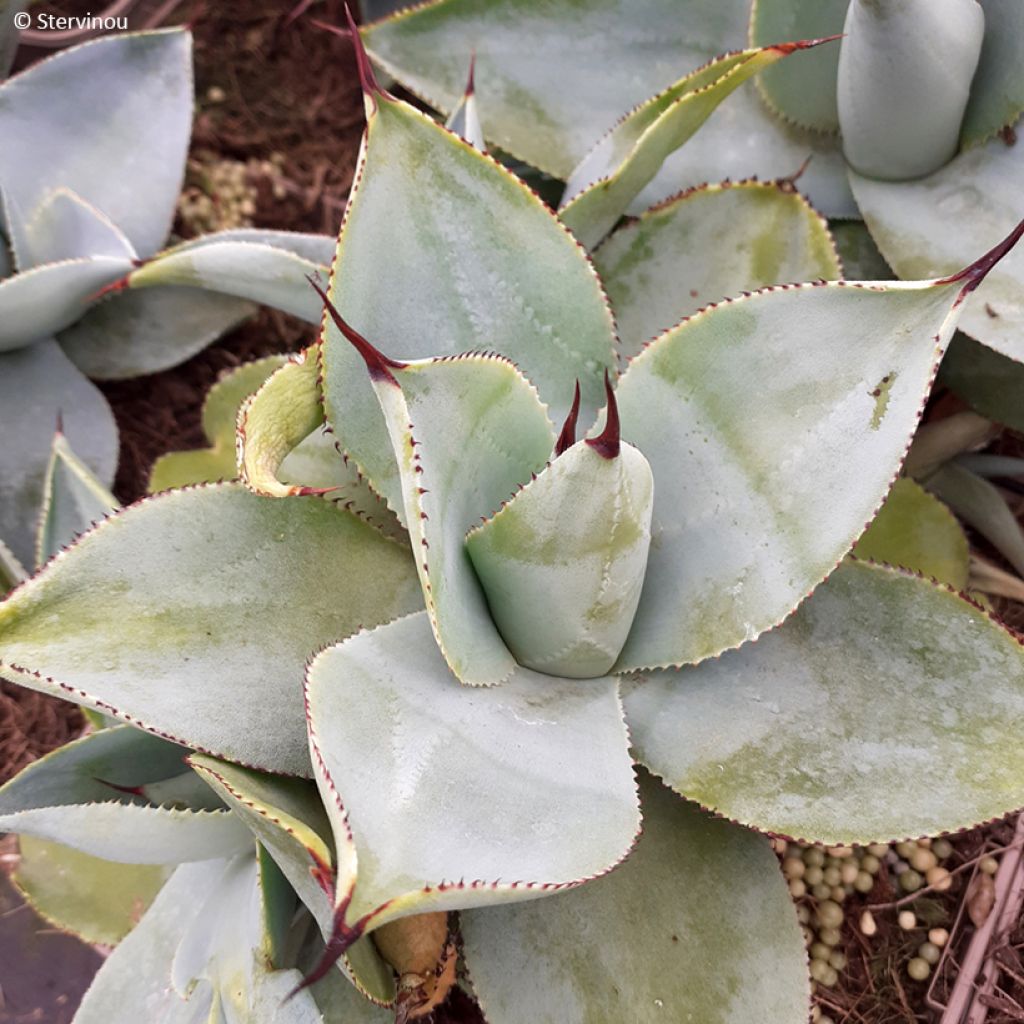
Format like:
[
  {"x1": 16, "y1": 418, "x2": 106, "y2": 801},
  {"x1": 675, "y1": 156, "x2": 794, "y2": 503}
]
[
  {"x1": 554, "y1": 380, "x2": 581, "y2": 456},
  {"x1": 87, "y1": 275, "x2": 130, "y2": 304},
  {"x1": 54, "y1": 409, "x2": 64, "y2": 436},
  {"x1": 466, "y1": 51, "x2": 477, "y2": 97},
  {"x1": 343, "y1": 3, "x2": 385, "y2": 99},
  {"x1": 306, "y1": 275, "x2": 406, "y2": 383},
  {"x1": 772, "y1": 33, "x2": 843, "y2": 55},
  {"x1": 586, "y1": 370, "x2": 620, "y2": 460},
  {"x1": 940, "y1": 217, "x2": 1024, "y2": 297}
]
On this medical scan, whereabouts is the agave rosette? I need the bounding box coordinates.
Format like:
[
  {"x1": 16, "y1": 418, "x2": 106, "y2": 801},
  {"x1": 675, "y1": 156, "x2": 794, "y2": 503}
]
[
  {"x1": 0, "y1": 28, "x2": 346, "y2": 567},
  {"x1": 2, "y1": 22, "x2": 1024, "y2": 1024}
]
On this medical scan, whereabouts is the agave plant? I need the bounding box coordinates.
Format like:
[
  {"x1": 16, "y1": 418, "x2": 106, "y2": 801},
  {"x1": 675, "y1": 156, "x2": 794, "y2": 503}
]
[
  {"x1": 4, "y1": 20, "x2": 1024, "y2": 1024},
  {"x1": 0, "y1": 25, "x2": 347, "y2": 566}
]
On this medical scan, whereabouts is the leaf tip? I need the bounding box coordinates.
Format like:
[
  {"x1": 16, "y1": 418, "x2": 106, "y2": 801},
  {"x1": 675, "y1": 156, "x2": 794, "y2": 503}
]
[
  {"x1": 554, "y1": 380, "x2": 581, "y2": 456},
  {"x1": 939, "y1": 216, "x2": 1024, "y2": 298},
  {"x1": 772, "y1": 33, "x2": 844, "y2": 55},
  {"x1": 586, "y1": 370, "x2": 620, "y2": 459},
  {"x1": 307, "y1": 275, "x2": 406, "y2": 383},
  {"x1": 344, "y1": 4, "x2": 386, "y2": 101}
]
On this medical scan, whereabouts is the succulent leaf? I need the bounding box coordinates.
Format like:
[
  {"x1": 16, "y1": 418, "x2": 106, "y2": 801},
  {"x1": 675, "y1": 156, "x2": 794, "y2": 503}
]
[
  {"x1": 150, "y1": 355, "x2": 289, "y2": 491},
  {"x1": 18, "y1": 188, "x2": 136, "y2": 269},
  {"x1": 850, "y1": 149, "x2": 1024, "y2": 364},
  {"x1": 361, "y1": 0, "x2": 858, "y2": 217},
  {"x1": 466, "y1": 432, "x2": 654, "y2": 678},
  {"x1": 0, "y1": 726, "x2": 251, "y2": 862},
  {"x1": 75, "y1": 855, "x2": 331, "y2": 1024},
  {"x1": 560, "y1": 39, "x2": 837, "y2": 249},
  {"x1": 961, "y1": 0, "x2": 1024, "y2": 147},
  {"x1": 235, "y1": 344, "x2": 405, "y2": 539},
  {"x1": 304, "y1": 611, "x2": 640, "y2": 942},
  {"x1": 462, "y1": 774, "x2": 809, "y2": 1024},
  {"x1": 903, "y1": 410, "x2": 997, "y2": 480},
  {"x1": 35, "y1": 428, "x2": 118, "y2": 569},
  {"x1": 14, "y1": 836, "x2": 171, "y2": 946},
  {"x1": 614, "y1": 260, "x2": 999, "y2": 672},
  {"x1": 59, "y1": 286, "x2": 256, "y2": 380},
  {"x1": 837, "y1": 0, "x2": 985, "y2": 180},
  {"x1": 0, "y1": 535, "x2": 26, "y2": 591},
  {"x1": 594, "y1": 180, "x2": 841, "y2": 358},
  {"x1": 747, "y1": 0, "x2": 847, "y2": 133},
  {"x1": 190, "y1": 755, "x2": 396, "y2": 1005},
  {"x1": 73, "y1": 860, "x2": 229, "y2": 1024},
  {"x1": 128, "y1": 240, "x2": 330, "y2": 322},
  {"x1": 0, "y1": 338, "x2": 117, "y2": 568},
  {"x1": 237, "y1": 348, "x2": 328, "y2": 498},
  {"x1": 444, "y1": 55, "x2": 484, "y2": 149},
  {"x1": 0, "y1": 256, "x2": 134, "y2": 349},
  {"x1": 851, "y1": 478, "x2": 969, "y2": 589},
  {"x1": 939, "y1": 332, "x2": 1024, "y2": 433},
  {"x1": 831, "y1": 219, "x2": 894, "y2": 282},
  {"x1": 0, "y1": 30, "x2": 193, "y2": 259},
  {"x1": 320, "y1": 86, "x2": 616, "y2": 505},
  {"x1": 0, "y1": 485, "x2": 423, "y2": 775},
  {"x1": 624, "y1": 560, "x2": 1024, "y2": 844},
  {"x1": 321, "y1": 304, "x2": 556, "y2": 684},
  {"x1": 924, "y1": 461, "x2": 1024, "y2": 578},
  {"x1": 169, "y1": 855, "x2": 328, "y2": 1022}
]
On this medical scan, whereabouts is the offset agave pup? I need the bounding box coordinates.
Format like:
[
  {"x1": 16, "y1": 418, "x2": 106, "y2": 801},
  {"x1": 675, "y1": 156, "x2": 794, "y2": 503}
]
[{"x1": 4, "y1": 23, "x2": 1024, "y2": 1024}]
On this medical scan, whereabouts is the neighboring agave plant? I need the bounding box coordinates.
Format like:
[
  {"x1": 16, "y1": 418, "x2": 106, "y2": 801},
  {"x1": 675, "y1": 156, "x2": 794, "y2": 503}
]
[
  {"x1": 5, "y1": 22, "x2": 1024, "y2": 1024},
  {"x1": 0, "y1": 26, "x2": 344, "y2": 566}
]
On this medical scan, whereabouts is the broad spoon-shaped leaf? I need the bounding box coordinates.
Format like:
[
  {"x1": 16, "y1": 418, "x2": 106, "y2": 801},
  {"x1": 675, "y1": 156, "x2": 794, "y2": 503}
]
[
  {"x1": 0, "y1": 484, "x2": 422, "y2": 775},
  {"x1": 320, "y1": 32, "x2": 615, "y2": 511},
  {"x1": 624, "y1": 560, "x2": 1024, "y2": 844},
  {"x1": 462, "y1": 774, "x2": 809, "y2": 1024},
  {"x1": 317, "y1": 287, "x2": 555, "y2": 686},
  {"x1": 302, "y1": 611, "x2": 639, "y2": 984},
  {"x1": 613, "y1": 220, "x2": 1024, "y2": 672},
  {"x1": 560, "y1": 37, "x2": 839, "y2": 249}
]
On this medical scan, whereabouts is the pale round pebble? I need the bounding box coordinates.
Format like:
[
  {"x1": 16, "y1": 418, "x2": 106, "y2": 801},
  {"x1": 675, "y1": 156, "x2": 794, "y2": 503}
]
[
  {"x1": 783, "y1": 857, "x2": 806, "y2": 880},
  {"x1": 854, "y1": 871, "x2": 874, "y2": 893},
  {"x1": 868, "y1": 843, "x2": 889, "y2": 857},
  {"x1": 899, "y1": 869, "x2": 924, "y2": 892},
  {"x1": 932, "y1": 838, "x2": 953, "y2": 860},
  {"x1": 840, "y1": 862, "x2": 860, "y2": 885},
  {"x1": 860, "y1": 910, "x2": 877, "y2": 936},
  {"x1": 929, "y1": 928, "x2": 949, "y2": 948},
  {"x1": 817, "y1": 900, "x2": 844, "y2": 929},
  {"x1": 918, "y1": 941, "x2": 941, "y2": 965},
  {"x1": 820, "y1": 926, "x2": 842, "y2": 946},
  {"x1": 910, "y1": 848, "x2": 938, "y2": 872},
  {"x1": 926, "y1": 866, "x2": 952, "y2": 892},
  {"x1": 861, "y1": 854, "x2": 881, "y2": 875},
  {"x1": 804, "y1": 865, "x2": 824, "y2": 886},
  {"x1": 907, "y1": 957, "x2": 931, "y2": 981},
  {"x1": 804, "y1": 848, "x2": 826, "y2": 867},
  {"x1": 829, "y1": 950, "x2": 847, "y2": 971},
  {"x1": 980, "y1": 856, "x2": 999, "y2": 875},
  {"x1": 898, "y1": 910, "x2": 917, "y2": 931},
  {"x1": 789, "y1": 879, "x2": 807, "y2": 898},
  {"x1": 810, "y1": 942, "x2": 832, "y2": 962},
  {"x1": 812, "y1": 883, "x2": 833, "y2": 901}
]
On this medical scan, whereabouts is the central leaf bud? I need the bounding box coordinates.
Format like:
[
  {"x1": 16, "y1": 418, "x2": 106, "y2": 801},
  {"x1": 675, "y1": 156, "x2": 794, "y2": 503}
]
[{"x1": 466, "y1": 423, "x2": 654, "y2": 679}]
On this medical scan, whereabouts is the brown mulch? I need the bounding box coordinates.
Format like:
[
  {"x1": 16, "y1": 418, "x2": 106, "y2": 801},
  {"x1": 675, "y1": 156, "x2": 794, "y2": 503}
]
[{"x1": 0, "y1": 685, "x2": 83, "y2": 786}]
